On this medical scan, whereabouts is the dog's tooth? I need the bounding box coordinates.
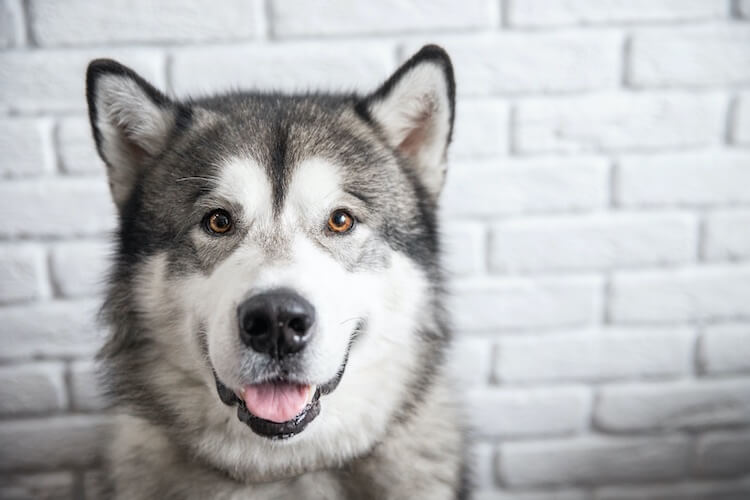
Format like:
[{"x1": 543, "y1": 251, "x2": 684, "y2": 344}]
[{"x1": 307, "y1": 385, "x2": 317, "y2": 404}]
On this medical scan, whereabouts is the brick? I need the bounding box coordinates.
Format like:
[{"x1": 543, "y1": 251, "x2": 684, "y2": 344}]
[
  {"x1": 0, "y1": 472, "x2": 75, "y2": 500},
  {"x1": 0, "y1": 301, "x2": 103, "y2": 359},
  {"x1": 475, "y1": 489, "x2": 589, "y2": 500},
  {"x1": 595, "y1": 477, "x2": 750, "y2": 500},
  {"x1": 271, "y1": 0, "x2": 493, "y2": 36},
  {"x1": 0, "y1": 49, "x2": 164, "y2": 112},
  {"x1": 610, "y1": 266, "x2": 750, "y2": 323},
  {"x1": 507, "y1": 0, "x2": 726, "y2": 27},
  {"x1": 449, "y1": 337, "x2": 492, "y2": 386},
  {"x1": 29, "y1": 0, "x2": 259, "y2": 45},
  {"x1": 0, "y1": 363, "x2": 66, "y2": 417},
  {"x1": 50, "y1": 240, "x2": 110, "y2": 298},
  {"x1": 489, "y1": 213, "x2": 696, "y2": 273},
  {"x1": 595, "y1": 379, "x2": 750, "y2": 431},
  {"x1": 451, "y1": 276, "x2": 602, "y2": 332},
  {"x1": 0, "y1": 179, "x2": 115, "y2": 238},
  {"x1": 516, "y1": 92, "x2": 725, "y2": 153},
  {"x1": 495, "y1": 327, "x2": 693, "y2": 383},
  {"x1": 471, "y1": 443, "x2": 496, "y2": 489},
  {"x1": 406, "y1": 32, "x2": 621, "y2": 96},
  {"x1": 57, "y1": 116, "x2": 103, "y2": 175},
  {"x1": 171, "y1": 42, "x2": 395, "y2": 96},
  {"x1": 441, "y1": 220, "x2": 485, "y2": 276},
  {"x1": 693, "y1": 431, "x2": 750, "y2": 478},
  {"x1": 0, "y1": 0, "x2": 26, "y2": 48},
  {"x1": 630, "y1": 26, "x2": 750, "y2": 87},
  {"x1": 701, "y1": 323, "x2": 750, "y2": 375},
  {"x1": 705, "y1": 210, "x2": 750, "y2": 261},
  {"x1": 0, "y1": 245, "x2": 47, "y2": 304},
  {"x1": 442, "y1": 158, "x2": 609, "y2": 217},
  {"x1": 70, "y1": 361, "x2": 107, "y2": 412},
  {"x1": 450, "y1": 99, "x2": 509, "y2": 158},
  {"x1": 0, "y1": 415, "x2": 110, "y2": 471},
  {"x1": 734, "y1": 92, "x2": 750, "y2": 145},
  {"x1": 468, "y1": 386, "x2": 590, "y2": 438},
  {"x1": 498, "y1": 436, "x2": 689, "y2": 487},
  {"x1": 618, "y1": 151, "x2": 750, "y2": 207},
  {"x1": 0, "y1": 119, "x2": 52, "y2": 177}
]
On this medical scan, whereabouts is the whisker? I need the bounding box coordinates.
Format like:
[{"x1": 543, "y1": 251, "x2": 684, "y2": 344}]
[
  {"x1": 175, "y1": 175, "x2": 222, "y2": 184},
  {"x1": 339, "y1": 316, "x2": 365, "y2": 326}
]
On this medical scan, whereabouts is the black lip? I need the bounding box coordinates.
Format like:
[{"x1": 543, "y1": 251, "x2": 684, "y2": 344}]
[{"x1": 213, "y1": 332, "x2": 355, "y2": 440}]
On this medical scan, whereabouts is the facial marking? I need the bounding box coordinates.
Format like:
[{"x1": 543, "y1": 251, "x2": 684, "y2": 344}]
[
  {"x1": 281, "y1": 157, "x2": 388, "y2": 272},
  {"x1": 215, "y1": 157, "x2": 274, "y2": 226},
  {"x1": 187, "y1": 157, "x2": 278, "y2": 271},
  {"x1": 284, "y1": 157, "x2": 345, "y2": 221}
]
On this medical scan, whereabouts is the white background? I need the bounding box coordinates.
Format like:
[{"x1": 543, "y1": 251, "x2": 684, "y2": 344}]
[{"x1": 1, "y1": 1, "x2": 749, "y2": 498}]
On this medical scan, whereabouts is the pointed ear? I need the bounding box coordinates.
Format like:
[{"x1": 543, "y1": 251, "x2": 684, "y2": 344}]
[
  {"x1": 86, "y1": 59, "x2": 180, "y2": 210},
  {"x1": 359, "y1": 45, "x2": 455, "y2": 199}
]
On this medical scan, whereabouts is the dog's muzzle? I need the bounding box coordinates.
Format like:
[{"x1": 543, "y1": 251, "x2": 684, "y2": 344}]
[{"x1": 213, "y1": 319, "x2": 361, "y2": 440}]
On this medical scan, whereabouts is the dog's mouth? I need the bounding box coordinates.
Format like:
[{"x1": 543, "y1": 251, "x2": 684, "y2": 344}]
[
  {"x1": 215, "y1": 377, "x2": 326, "y2": 440},
  {"x1": 214, "y1": 348, "x2": 351, "y2": 440},
  {"x1": 213, "y1": 320, "x2": 362, "y2": 440}
]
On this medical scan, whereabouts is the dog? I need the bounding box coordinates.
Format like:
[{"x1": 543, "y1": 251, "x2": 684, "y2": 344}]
[{"x1": 86, "y1": 44, "x2": 468, "y2": 499}]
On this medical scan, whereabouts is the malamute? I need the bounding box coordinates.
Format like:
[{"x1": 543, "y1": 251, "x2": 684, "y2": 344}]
[{"x1": 87, "y1": 44, "x2": 468, "y2": 499}]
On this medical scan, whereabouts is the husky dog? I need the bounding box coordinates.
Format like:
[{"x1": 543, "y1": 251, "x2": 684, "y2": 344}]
[{"x1": 86, "y1": 44, "x2": 467, "y2": 499}]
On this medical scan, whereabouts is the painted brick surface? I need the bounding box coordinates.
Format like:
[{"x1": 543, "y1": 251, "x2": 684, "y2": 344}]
[
  {"x1": 629, "y1": 25, "x2": 750, "y2": 87},
  {"x1": 0, "y1": 363, "x2": 66, "y2": 416},
  {"x1": 467, "y1": 386, "x2": 591, "y2": 438},
  {"x1": 516, "y1": 92, "x2": 725, "y2": 153},
  {"x1": 2, "y1": 2, "x2": 749, "y2": 497},
  {"x1": 595, "y1": 379, "x2": 750, "y2": 431},
  {"x1": 499, "y1": 436, "x2": 690, "y2": 487},
  {"x1": 507, "y1": 0, "x2": 726, "y2": 27},
  {"x1": 28, "y1": 0, "x2": 260, "y2": 45},
  {"x1": 271, "y1": 0, "x2": 495, "y2": 36},
  {"x1": 700, "y1": 323, "x2": 750, "y2": 375},
  {"x1": 494, "y1": 327, "x2": 693, "y2": 383},
  {"x1": 0, "y1": 119, "x2": 53, "y2": 177}
]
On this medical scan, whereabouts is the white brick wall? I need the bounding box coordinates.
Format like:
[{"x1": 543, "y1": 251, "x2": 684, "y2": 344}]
[{"x1": 1, "y1": 2, "x2": 748, "y2": 499}]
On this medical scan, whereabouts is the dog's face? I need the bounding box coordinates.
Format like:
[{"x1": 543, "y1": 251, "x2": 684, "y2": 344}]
[{"x1": 88, "y1": 46, "x2": 454, "y2": 480}]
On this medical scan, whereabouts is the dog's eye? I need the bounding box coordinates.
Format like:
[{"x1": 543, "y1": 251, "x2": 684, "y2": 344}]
[
  {"x1": 327, "y1": 209, "x2": 355, "y2": 233},
  {"x1": 204, "y1": 209, "x2": 233, "y2": 235}
]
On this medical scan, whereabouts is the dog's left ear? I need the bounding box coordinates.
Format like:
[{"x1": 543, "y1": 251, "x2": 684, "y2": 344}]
[{"x1": 359, "y1": 45, "x2": 455, "y2": 199}]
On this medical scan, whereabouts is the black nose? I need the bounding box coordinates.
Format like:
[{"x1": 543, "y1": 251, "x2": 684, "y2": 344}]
[{"x1": 237, "y1": 289, "x2": 315, "y2": 358}]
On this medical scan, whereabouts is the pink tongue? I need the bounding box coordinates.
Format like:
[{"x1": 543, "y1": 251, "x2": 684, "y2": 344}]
[{"x1": 242, "y1": 382, "x2": 310, "y2": 423}]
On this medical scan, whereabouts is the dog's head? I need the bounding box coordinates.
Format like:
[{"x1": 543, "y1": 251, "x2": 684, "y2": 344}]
[{"x1": 88, "y1": 45, "x2": 455, "y2": 480}]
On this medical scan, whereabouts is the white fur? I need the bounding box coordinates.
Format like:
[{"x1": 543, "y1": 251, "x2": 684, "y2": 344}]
[{"x1": 368, "y1": 62, "x2": 451, "y2": 197}]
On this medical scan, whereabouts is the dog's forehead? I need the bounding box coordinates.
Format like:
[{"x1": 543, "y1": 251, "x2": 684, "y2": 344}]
[
  {"x1": 214, "y1": 156, "x2": 343, "y2": 219},
  {"x1": 213, "y1": 157, "x2": 274, "y2": 219},
  {"x1": 285, "y1": 158, "x2": 343, "y2": 213}
]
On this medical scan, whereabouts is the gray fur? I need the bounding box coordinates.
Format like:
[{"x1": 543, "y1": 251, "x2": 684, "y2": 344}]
[{"x1": 87, "y1": 45, "x2": 468, "y2": 499}]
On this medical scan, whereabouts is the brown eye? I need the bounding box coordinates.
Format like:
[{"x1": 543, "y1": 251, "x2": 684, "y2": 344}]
[
  {"x1": 205, "y1": 209, "x2": 233, "y2": 234},
  {"x1": 327, "y1": 209, "x2": 355, "y2": 233}
]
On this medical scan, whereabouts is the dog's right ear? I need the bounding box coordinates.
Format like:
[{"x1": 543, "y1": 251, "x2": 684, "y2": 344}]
[{"x1": 86, "y1": 59, "x2": 179, "y2": 210}]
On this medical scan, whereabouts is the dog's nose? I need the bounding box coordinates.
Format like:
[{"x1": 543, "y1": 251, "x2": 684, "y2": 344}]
[{"x1": 237, "y1": 289, "x2": 316, "y2": 358}]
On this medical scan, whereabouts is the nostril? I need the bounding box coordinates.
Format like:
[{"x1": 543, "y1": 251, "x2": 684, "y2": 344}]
[
  {"x1": 287, "y1": 316, "x2": 310, "y2": 335},
  {"x1": 243, "y1": 314, "x2": 270, "y2": 337}
]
